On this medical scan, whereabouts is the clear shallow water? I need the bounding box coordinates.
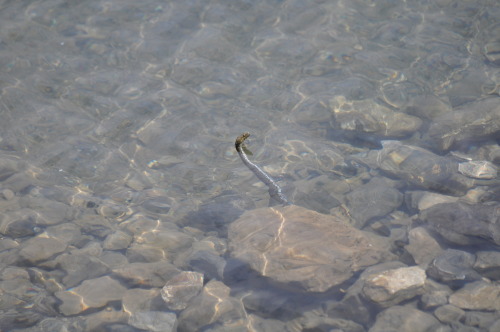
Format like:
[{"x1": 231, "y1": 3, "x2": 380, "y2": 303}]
[{"x1": 0, "y1": 0, "x2": 499, "y2": 331}]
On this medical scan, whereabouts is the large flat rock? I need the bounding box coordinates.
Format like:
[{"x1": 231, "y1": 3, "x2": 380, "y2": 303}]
[{"x1": 228, "y1": 205, "x2": 395, "y2": 292}]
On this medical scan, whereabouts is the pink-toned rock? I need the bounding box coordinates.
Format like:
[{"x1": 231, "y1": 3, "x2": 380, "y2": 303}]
[{"x1": 228, "y1": 205, "x2": 395, "y2": 292}]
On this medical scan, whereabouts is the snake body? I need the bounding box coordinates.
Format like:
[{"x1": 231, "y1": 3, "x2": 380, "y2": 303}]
[{"x1": 235, "y1": 133, "x2": 290, "y2": 206}]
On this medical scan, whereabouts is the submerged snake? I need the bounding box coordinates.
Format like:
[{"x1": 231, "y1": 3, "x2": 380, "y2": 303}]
[{"x1": 235, "y1": 133, "x2": 290, "y2": 206}]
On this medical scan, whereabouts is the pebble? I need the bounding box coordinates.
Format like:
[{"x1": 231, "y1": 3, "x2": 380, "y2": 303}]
[
  {"x1": 458, "y1": 160, "x2": 497, "y2": 179},
  {"x1": 405, "y1": 227, "x2": 442, "y2": 266},
  {"x1": 434, "y1": 304, "x2": 465, "y2": 324},
  {"x1": 122, "y1": 288, "x2": 162, "y2": 313},
  {"x1": 449, "y1": 281, "x2": 500, "y2": 311},
  {"x1": 161, "y1": 271, "x2": 204, "y2": 310},
  {"x1": 369, "y1": 305, "x2": 441, "y2": 332},
  {"x1": 426, "y1": 249, "x2": 482, "y2": 286},
  {"x1": 56, "y1": 253, "x2": 110, "y2": 288},
  {"x1": 18, "y1": 236, "x2": 67, "y2": 264},
  {"x1": 55, "y1": 276, "x2": 127, "y2": 316},
  {"x1": 362, "y1": 266, "x2": 426, "y2": 307},
  {"x1": 112, "y1": 261, "x2": 180, "y2": 287},
  {"x1": 103, "y1": 231, "x2": 133, "y2": 250},
  {"x1": 177, "y1": 280, "x2": 247, "y2": 331},
  {"x1": 473, "y1": 251, "x2": 500, "y2": 280},
  {"x1": 128, "y1": 311, "x2": 177, "y2": 332}
]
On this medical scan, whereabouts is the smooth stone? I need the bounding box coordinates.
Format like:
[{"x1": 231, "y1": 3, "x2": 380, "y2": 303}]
[
  {"x1": 128, "y1": 311, "x2": 177, "y2": 332},
  {"x1": 420, "y1": 279, "x2": 452, "y2": 310},
  {"x1": 19, "y1": 236, "x2": 67, "y2": 264},
  {"x1": 405, "y1": 191, "x2": 459, "y2": 212},
  {"x1": 419, "y1": 202, "x2": 500, "y2": 246},
  {"x1": 135, "y1": 229, "x2": 194, "y2": 252},
  {"x1": 405, "y1": 227, "x2": 442, "y2": 266},
  {"x1": 0, "y1": 238, "x2": 19, "y2": 252},
  {"x1": 449, "y1": 281, "x2": 500, "y2": 311},
  {"x1": 0, "y1": 211, "x2": 37, "y2": 238},
  {"x1": 426, "y1": 249, "x2": 481, "y2": 286},
  {"x1": 363, "y1": 141, "x2": 474, "y2": 196},
  {"x1": 228, "y1": 205, "x2": 395, "y2": 292},
  {"x1": 330, "y1": 96, "x2": 422, "y2": 138},
  {"x1": 122, "y1": 288, "x2": 162, "y2": 314},
  {"x1": 103, "y1": 231, "x2": 133, "y2": 250},
  {"x1": 56, "y1": 253, "x2": 110, "y2": 288},
  {"x1": 161, "y1": 271, "x2": 204, "y2": 310},
  {"x1": 473, "y1": 251, "x2": 500, "y2": 280},
  {"x1": 368, "y1": 306, "x2": 441, "y2": 332},
  {"x1": 126, "y1": 244, "x2": 167, "y2": 263},
  {"x1": 99, "y1": 251, "x2": 129, "y2": 269},
  {"x1": 45, "y1": 223, "x2": 82, "y2": 246},
  {"x1": 423, "y1": 97, "x2": 500, "y2": 151},
  {"x1": 434, "y1": 305, "x2": 465, "y2": 324},
  {"x1": 55, "y1": 276, "x2": 127, "y2": 316},
  {"x1": 112, "y1": 261, "x2": 180, "y2": 287},
  {"x1": 19, "y1": 197, "x2": 75, "y2": 226},
  {"x1": 458, "y1": 160, "x2": 497, "y2": 179},
  {"x1": 74, "y1": 215, "x2": 114, "y2": 238},
  {"x1": 177, "y1": 280, "x2": 247, "y2": 331},
  {"x1": 362, "y1": 266, "x2": 426, "y2": 307},
  {"x1": 344, "y1": 178, "x2": 403, "y2": 228},
  {"x1": 463, "y1": 311, "x2": 499, "y2": 330}
]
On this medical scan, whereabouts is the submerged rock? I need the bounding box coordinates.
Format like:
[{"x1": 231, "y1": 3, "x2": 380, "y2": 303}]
[
  {"x1": 228, "y1": 205, "x2": 395, "y2": 292},
  {"x1": 419, "y1": 202, "x2": 500, "y2": 246},
  {"x1": 344, "y1": 178, "x2": 403, "y2": 228},
  {"x1": 330, "y1": 96, "x2": 422, "y2": 138},
  {"x1": 361, "y1": 140, "x2": 474, "y2": 196},
  {"x1": 423, "y1": 97, "x2": 500, "y2": 151},
  {"x1": 449, "y1": 281, "x2": 500, "y2": 311},
  {"x1": 161, "y1": 271, "x2": 204, "y2": 310},
  {"x1": 362, "y1": 266, "x2": 426, "y2": 307},
  {"x1": 426, "y1": 249, "x2": 481, "y2": 286},
  {"x1": 55, "y1": 276, "x2": 126, "y2": 316},
  {"x1": 458, "y1": 160, "x2": 497, "y2": 179},
  {"x1": 369, "y1": 306, "x2": 441, "y2": 332},
  {"x1": 177, "y1": 280, "x2": 247, "y2": 331}
]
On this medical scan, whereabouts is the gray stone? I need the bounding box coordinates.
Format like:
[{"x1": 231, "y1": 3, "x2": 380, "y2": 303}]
[
  {"x1": 19, "y1": 236, "x2": 67, "y2": 264},
  {"x1": 458, "y1": 160, "x2": 497, "y2": 179},
  {"x1": 362, "y1": 266, "x2": 426, "y2": 307},
  {"x1": 361, "y1": 141, "x2": 474, "y2": 195},
  {"x1": 427, "y1": 249, "x2": 481, "y2": 286},
  {"x1": 161, "y1": 271, "x2": 204, "y2": 310},
  {"x1": 464, "y1": 311, "x2": 499, "y2": 330},
  {"x1": 434, "y1": 305, "x2": 465, "y2": 324},
  {"x1": 45, "y1": 223, "x2": 82, "y2": 246},
  {"x1": 74, "y1": 215, "x2": 114, "y2": 238},
  {"x1": 405, "y1": 227, "x2": 442, "y2": 266},
  {"x1": 122, "y1": 288, "x2": 163, "y2": 313},
  {"x1": 420, "y1": 202, "x2": 500, "y2": 246},
  {"x1": 228, "y1": 205, "x2": 395, "y2": 292},
  {"x1": 420, "y1": 279, "x2": 452, "y2": 310},
  {"x1": 329, "y1": 96, "x2": 422, "y2": 138},
  {"x1": 344, "y1": 178, "x2": 403, "y2": 228},
  {"x1": 103, "y1": 231, "x2": 133, "y2": 250},
  {"x1": 128, "y1": 311, "x2": 177, "y2": 332},
  {"x1": 20, "y1": 197, "x2": 75, "y2": 226},
  {"x1": 55, "y1": 276, "x2": 127, "y2": 315},
  {"x1": 449, "y1": 281, "x2": 500, "y2": 311},
  {"x1": 112, "y1": 261, "x2": 180, "y2": 287},
  {"x1": 423, "y1": 97, "x2": 500, "y2": 151},
  {"x1": 178, "y1": 280, "x2": 247, "y2": 331},
  {"x1": 126, "y1": 243, "x2": 167, "y2": 263},
  {"x1": 474, "y1": 251, "x2": 500, "y2": 280},
  {"x1": 56, "y1": 253, "x2": 110, "y2": 288},
  {"x1": 369, "y1": 306, "x2": 442, "y2": 332}
]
